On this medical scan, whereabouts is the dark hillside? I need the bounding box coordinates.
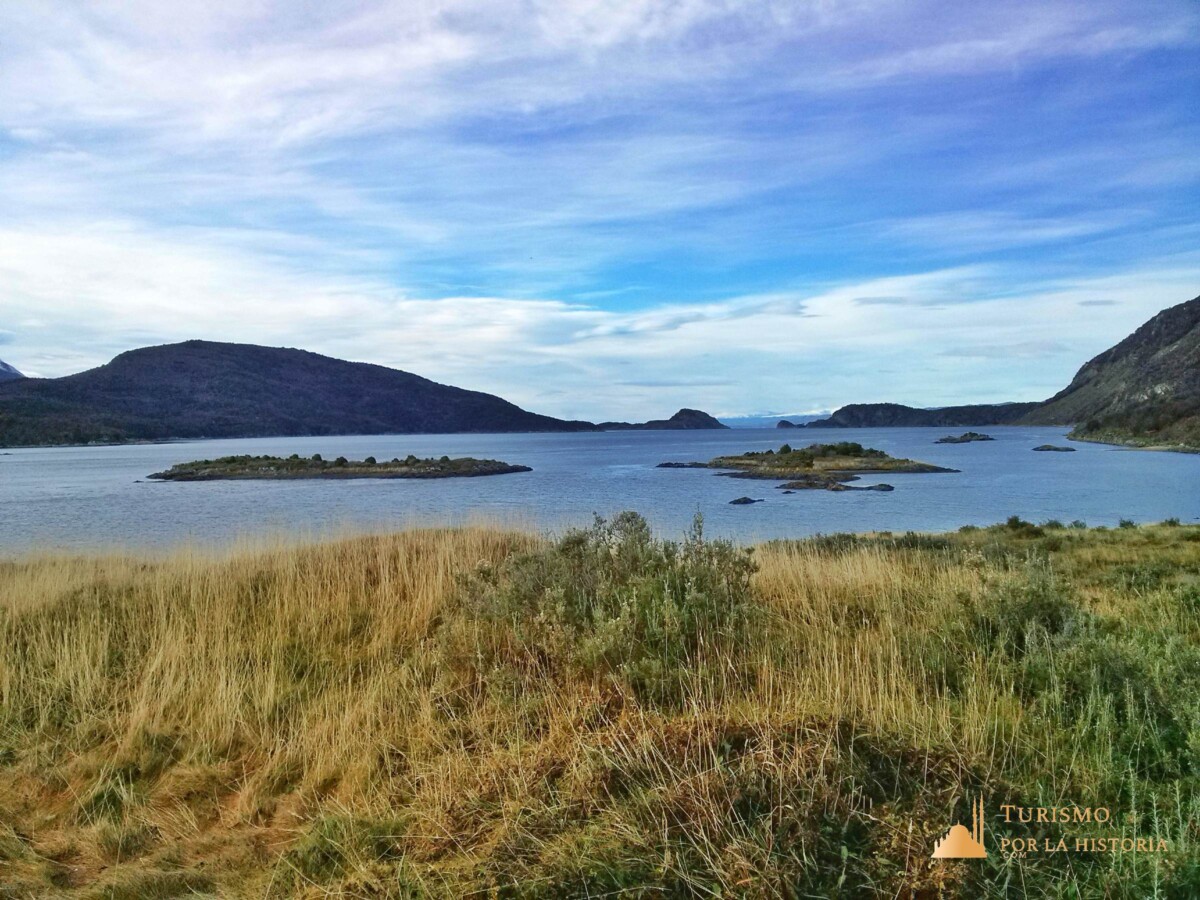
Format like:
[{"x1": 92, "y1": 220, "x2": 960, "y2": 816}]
[
  {"x1": 0, "y1": 340, "x2": 595, "y2": 446},
  {"x1": 1024, "y1": 295, "x2": 1200, "y2": 448}
]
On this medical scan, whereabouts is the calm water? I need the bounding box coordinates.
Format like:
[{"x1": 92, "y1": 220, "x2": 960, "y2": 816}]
[{"x1": 2, "y1": 427, "x2": 1198, "y2": 554}]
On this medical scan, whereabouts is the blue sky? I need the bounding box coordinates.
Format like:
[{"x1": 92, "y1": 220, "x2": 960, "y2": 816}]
[{"x1": 0, "y1": 1, "x2": 1197, "y2": 419}]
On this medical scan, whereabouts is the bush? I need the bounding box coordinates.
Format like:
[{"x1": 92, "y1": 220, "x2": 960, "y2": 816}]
[
  {"x1": 892, "y1": 532, "x2": 955, "y2": 552},
  {"x1": 363, "y1": 456, "x2": 376, "y2": 465},
  {"x1": 1015, "y1": 625, "x2": 1200, "y2": 781},
  {"x1": 971, "y1": 559, "x2": 1080, "y2": 657},
  {"x1": 804, "y1": 532, "x2": 865, "y2": 554},
  {"x1": 334, "y1": 456, "x2": 348, "y2": 467},
  {"x1": 1003, "y1": 516, "x2": 1045, "y2": 538},
  {"x1": 311, "y1": 453, "x2": 322, "y2": 462},
  {"x1": 1103, "y1": 562, "x2": 1175, "y2": 593},
  {"x1": 1118, "y1": 519, "x2": 1137, "y2": 529},
  {"x1": 445, "y1": 512, "x2": 758, "y2": 705}
]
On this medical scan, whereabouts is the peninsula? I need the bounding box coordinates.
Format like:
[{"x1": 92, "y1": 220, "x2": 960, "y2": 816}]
[
  {"x1": 597, "y1": 408, "x2": 728, "y2": 430},
  {"x1": 148, "y1": 454, "x2": 532, "y2": 481}
]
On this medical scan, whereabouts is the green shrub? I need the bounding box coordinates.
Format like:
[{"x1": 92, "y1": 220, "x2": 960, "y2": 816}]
[
  {"x1": 804, "y1": 533, "x2": 865, "y2": 554},
  {"x1": 1016, "y1": 626, "x2": 1200, "y2": 782},
  {"x1": 447, "y1": 512, "x2": 758, "y2": 705},
  {"x1": 1002, "y1": 516, "x2": 1045, "y2": 537},
  {"x1": 971, "y1": 559, "x2": 1080, "y2": 657},
  {"x1": 889, "y1": 532, "x2": 954, "y2": 552},
  {"x1": 969, "y1": 558, "x2": 1200, "y2": 784},
  {"x1": 1119, "y1": 519, "x2": 1137, "y2": 529},
  {"x1": 1103, "y1": 562, "x2": 1175, "y2": 593}
]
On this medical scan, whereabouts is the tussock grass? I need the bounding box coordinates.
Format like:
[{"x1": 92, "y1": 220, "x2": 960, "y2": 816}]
[{"x1": 1, "y1": 517, "x2": 1198, "y2": 897}]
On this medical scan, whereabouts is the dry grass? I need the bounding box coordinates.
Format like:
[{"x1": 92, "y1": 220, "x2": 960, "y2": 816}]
[{"x1": 1, "y1": 517, "x2": 1198, "y2": 897}]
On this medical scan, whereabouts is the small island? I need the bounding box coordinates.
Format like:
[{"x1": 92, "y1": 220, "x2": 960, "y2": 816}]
[
  {"x1": 149, "y1": 453, "x2": 532, "y2": 481},
  {"x1": 935, "y1": 431, "x2": 994, "y2": 444},
  {"x1": 658, "y1": 441, "x2": 956, "y2": 492},
  {"x1": 1032, "y1": 444, "x2": 1076, "y2": 452}
]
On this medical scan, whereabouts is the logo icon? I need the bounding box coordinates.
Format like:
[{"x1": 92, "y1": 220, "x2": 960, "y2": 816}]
[{"x1": 932, "y1": 793, "x2": 987, "y2": 858}]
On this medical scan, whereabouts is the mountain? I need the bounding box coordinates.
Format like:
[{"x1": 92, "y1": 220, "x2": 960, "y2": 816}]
[
  {"x1": 1024, "y1": 294, "x2": 1200, "y2": 448},
  {"x1": 0, "y1": 360, "x2": 23, "y2": 383},
  {"x1": 788, "y1": 294, "x2": 1199, "y2": 449},
  {"x1": 802, "y1": 402, "x2": 1039, "y2": 429},
  {"x1": 598, "y1": 408, "x2": 729, "y2": 431},
  {"x1": 0, "y1": 341, "x2": 596, "y2": 446}
]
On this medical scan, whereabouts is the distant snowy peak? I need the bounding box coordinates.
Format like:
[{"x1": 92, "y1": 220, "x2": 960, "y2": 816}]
[{"x1": 0, "y1": 360, "x2": 24, "y2": 382}]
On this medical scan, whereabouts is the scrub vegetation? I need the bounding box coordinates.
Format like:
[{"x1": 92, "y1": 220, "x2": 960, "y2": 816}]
[{"x1": 1, "y1": 516, "x2": 1198, "y2": 897}]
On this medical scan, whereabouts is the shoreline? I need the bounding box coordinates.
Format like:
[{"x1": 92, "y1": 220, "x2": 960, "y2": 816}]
[
  {"x1": 4, "y1": 515, "x2": 1197, "y2": 562},
  {"x1": 1066, "y1": 432, "x2": 1200, "y2": 454}
]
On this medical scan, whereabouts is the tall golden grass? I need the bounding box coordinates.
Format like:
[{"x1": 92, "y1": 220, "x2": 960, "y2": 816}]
[{"x1": 1, "y1": 519, "x2": 1197, "y2": 896}]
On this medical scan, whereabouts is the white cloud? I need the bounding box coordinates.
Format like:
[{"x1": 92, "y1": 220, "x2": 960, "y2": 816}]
[
  {"x1": 881, "y1": 210, "x2": 1142, "y2": 252},
  {"x1": 2, "y1": 222, "x2": 1197, "y2": 417},
  {"x1": 0, "y1": 1, "x2": 1196, "y2": 415},
  {"x1": 2, "y1": 1, "x2": 1193, "y2": 147}
]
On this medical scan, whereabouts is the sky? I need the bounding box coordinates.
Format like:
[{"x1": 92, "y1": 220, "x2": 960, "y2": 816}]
[{"x1": 0, "y1": 1, "x2": 1198, "y2": 420}]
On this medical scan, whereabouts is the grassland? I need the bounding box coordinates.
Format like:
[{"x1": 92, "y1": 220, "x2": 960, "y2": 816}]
[
  {"x1": 149, "y1": 454, "x2": 532, "y2": 481},
  {"x1": 1, "y1": 515, "x2": 1199, "y2": 897}
]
